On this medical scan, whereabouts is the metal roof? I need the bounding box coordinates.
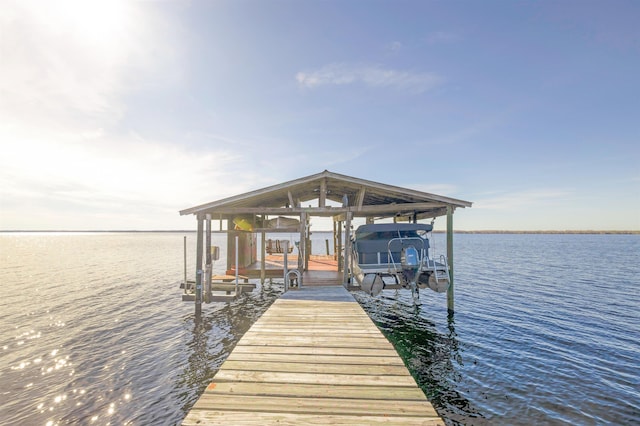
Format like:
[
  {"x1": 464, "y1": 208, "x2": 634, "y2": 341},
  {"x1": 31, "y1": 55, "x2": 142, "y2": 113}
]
[{"x1": 179, "y1": 170, "x2": 472, "y2": 220}]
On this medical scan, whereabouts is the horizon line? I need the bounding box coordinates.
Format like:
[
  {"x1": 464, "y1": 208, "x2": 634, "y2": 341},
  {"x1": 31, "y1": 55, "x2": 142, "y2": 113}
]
[{"x1": 1, "y1": 230, "x2": 638, "y2": 235}]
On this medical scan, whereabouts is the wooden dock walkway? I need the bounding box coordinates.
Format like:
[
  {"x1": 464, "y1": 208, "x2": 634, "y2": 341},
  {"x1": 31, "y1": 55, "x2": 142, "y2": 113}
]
[{"x1": 182, "y1": 286, "x2": 444, "y2": 425}]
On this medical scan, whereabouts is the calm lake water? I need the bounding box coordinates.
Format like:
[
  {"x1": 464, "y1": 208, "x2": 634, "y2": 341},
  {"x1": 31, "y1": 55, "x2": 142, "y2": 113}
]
[{"x1": 1, "y1": 232, "x2": 638, "y2": 425}]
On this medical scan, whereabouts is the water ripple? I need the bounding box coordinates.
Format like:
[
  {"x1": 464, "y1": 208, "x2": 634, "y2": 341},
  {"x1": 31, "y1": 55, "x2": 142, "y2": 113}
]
[{"x1": 1, "y1": 233, "x2": 639, "y2": 425}]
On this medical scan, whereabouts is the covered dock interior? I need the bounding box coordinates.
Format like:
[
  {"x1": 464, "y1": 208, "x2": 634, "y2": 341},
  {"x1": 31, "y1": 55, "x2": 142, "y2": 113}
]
[{"x1": 179, "y1": 170, "x2": 471, "y2": 309}]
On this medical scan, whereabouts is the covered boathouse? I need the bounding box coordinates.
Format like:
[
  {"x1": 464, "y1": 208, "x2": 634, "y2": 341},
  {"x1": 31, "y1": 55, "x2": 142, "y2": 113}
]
[{"x1": 179, "y1": 170, "x2": 472, "y2": 311}]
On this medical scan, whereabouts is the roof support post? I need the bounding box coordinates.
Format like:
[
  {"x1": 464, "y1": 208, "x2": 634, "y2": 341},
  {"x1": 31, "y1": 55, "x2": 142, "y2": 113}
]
[
  {"x1": 336, "y1": 219, "x2": 340, "y2": 262},
  {"x1": 305, "y1": 215, "x2": 311, "y2": 271},
  {"x1": 260, "y1": 223, "x2": 266, "y2": 285},
  {"x1": 343, "y1": 210, "x2": 352, "y2": 288},
  {"x1": 195, "y1": 215, "x2": 204, "y2": 319},
  {"x1": 204, "y1": 214, "x2": 212, "y2": 304},
  {"x1": 319, "y1": 178, "x2": 326, "y2": 208},
  {"x1": 225, "y1": 217, "x2": 238, "y2": 275},
  {"x1": 336, "y1": 219, "x2": 343, "y2": 268},
  {"x1": 446, "y1": 206, "x2": 454, "y2": 314},
  {"x1": 298, "y1": 211, "x2": 306, "y2": 279},
  {"x1": 356, "y1": 187, "x2": 366, "y2": 211}
]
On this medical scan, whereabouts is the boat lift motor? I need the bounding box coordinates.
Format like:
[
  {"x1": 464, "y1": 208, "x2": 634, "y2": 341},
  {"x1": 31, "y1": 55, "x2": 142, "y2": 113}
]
[
  {"x1": 401, "y1": 245, "x2": 422, "y2": 302},
  {"x1": 400, "y1": 245, "x2": 420, "y2": 282}
]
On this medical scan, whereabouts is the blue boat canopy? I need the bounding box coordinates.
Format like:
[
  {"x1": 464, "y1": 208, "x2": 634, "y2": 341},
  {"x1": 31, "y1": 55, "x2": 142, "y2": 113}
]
[{"x1": 355, "y1": 223, "x2": 433, "y2": 240}]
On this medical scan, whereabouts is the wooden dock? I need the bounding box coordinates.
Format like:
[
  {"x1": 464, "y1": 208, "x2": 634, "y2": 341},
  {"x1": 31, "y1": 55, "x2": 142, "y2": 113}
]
[{"x1": 182, "y1": 286, "x2": 444, "y2": 425}]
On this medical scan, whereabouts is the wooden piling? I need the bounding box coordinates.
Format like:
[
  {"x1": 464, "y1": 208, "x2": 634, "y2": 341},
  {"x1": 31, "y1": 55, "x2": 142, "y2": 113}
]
[
  {"x1": 205, "y1": 215, "x2": 212, "y2": 304},
  {"x1": 183, "y1": 236, "x2": 187, "y2": 295},
  {"x1": 298, "y1": 211, "x2": 307, "y2": 283},
  {"x1": 446, "y1": 206, "x2": 454, "y2": 313},
  {"x1": 260, "y1": 229, "x2": 266, "y2": 284},
  {"x1": 195, "y1": 215, "x2": 204, "y2": 318},
  {"x1": 234, "y1": 235, "x2": 239, "y2": 295},
  {"x1": 343, "y1": 212, "x2": 352, "y2": 287}
]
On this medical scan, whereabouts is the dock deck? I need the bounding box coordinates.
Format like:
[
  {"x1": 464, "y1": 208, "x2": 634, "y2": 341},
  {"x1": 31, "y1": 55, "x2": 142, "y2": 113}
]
[{"x1": 182, "y1": 286, "x2": 443, "y2": 425}]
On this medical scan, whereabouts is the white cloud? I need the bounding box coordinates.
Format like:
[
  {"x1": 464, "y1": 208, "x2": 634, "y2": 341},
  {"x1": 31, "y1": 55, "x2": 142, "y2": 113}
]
[
  {"x1": 0, "y1": 123, "x2": 271, "y2": 229},
  {"x1": 295, "y1": 63, "x2": 442, "y2": 94},
  {"x1": 0, "y1": 0, "x2": 182, "y2": 130},
  {"x1": 0, "y1": 1, "x2": 194, "y2": 229}
]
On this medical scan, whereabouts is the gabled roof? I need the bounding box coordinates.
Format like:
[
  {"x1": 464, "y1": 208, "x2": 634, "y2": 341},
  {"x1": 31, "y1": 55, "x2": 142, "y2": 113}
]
[{"x1": 179, "y1": 170, "x2": 472, "y2": 219}]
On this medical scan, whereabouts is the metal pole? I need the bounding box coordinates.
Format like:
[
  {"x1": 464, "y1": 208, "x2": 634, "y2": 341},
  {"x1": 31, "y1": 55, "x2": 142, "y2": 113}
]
[{"x1": 446, "y1": 206, "x2": 454, "y2": 313}]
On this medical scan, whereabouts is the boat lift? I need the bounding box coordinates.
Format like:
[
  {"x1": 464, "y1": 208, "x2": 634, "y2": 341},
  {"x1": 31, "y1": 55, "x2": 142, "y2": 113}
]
[{"x1": 181, "y1": 235, "x2": 256, "y2": 303}]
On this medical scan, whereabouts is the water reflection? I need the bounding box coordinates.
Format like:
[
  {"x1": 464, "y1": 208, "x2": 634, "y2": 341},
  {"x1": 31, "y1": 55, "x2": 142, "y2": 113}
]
[
  {"x1": 175, "y1": 281, "x2": 285, "y2": 418},
  {"x1": 354, "y1": 291, "x2": 486, "y2": 426}
]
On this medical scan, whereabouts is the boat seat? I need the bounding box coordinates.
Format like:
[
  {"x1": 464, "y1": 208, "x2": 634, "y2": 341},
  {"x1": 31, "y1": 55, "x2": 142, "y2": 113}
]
[
  {"x1": 357, "y1": 251, "x2": 402, "y2": 265},
  {"x1": 358, "y1": 252, "x2": 378, "y2": 264}
]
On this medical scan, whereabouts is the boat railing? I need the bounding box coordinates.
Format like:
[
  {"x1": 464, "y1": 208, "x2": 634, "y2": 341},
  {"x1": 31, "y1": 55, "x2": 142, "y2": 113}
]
[
  {"x1": 387, "y1": 237, "x2": 426, "y2": 273},
  {"x1": 425, "y1": 254, "x2": 451, "y2": 283}
]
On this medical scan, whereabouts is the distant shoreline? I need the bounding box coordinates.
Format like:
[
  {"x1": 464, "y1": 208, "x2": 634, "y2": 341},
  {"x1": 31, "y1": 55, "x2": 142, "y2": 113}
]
[
  {"x1": 1, "y1": 230, "x2": 638, "y2": 235},
  {"x1": 432, "y1": 230, "x2": 640, "y2": 235}
]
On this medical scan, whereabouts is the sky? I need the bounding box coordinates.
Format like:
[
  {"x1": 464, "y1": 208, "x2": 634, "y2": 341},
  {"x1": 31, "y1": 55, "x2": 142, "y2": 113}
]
[{"x1": 1, "y1": 0, "x2": 638, "y2": 231}]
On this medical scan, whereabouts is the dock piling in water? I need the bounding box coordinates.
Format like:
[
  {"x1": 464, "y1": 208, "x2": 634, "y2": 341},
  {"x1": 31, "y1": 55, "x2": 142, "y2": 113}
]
[
  {"x1": 446, "y1": 206, "x2": 454, "y2": 314},
  {"x1": 195, "y1": 215, "x2": 203, "y2": 318}
]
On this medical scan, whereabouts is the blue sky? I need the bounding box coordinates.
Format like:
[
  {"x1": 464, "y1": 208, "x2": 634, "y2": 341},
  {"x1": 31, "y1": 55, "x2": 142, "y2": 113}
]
[{"x1": 1, "y1": 0, "x2": 638, "y2": 231}]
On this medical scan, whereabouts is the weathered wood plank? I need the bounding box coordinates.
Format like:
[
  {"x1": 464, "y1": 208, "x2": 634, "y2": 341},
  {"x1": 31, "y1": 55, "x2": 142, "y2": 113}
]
[
  {"x1": 212, "y1": 370, "x2": 418, "y2": 387},
  {"x1": 183, "y1": 411, "x2": 444, "y2": 426},
  {"x1": 210, "y1": 283, "x2": 255, "y2": 292},
  {"x1": 212, "y1": 274, "x2": 249, "y2": 282},
  {"x1": 203, "y1": 382, "x2": 426, "y2": 400},
  {"x1": 240, "y1": 330, "x2": 392, "y2": 340},
  {"x1": 237, "y1": 336, "x2": 394, "y2": 349},
  {"x1": 265, "y1": 299, "x2": 359, "y2": 308},
  {"x1": 259, "y1": 312, "x2": 368, "y2": 317},
  {"x1": 248, "y1": 319, "x2": 381, "y2": 326},
  {"x1": 259, "y1": 314, "x2": 367, "y2": 318},
  {"x1": 231, "y1": 345, "x2": 398, "y2": 357},
  {"x1": 242, "y1": 326, "x2": 389, "y2": 336},
  {"x1": 254, "y1": 318, "x2": 371, "y2": 324},
  {"x1": 255, "y1": 310, "x2": 363, "y2": 317},
  {"x1": 247, "y1": 327, "x2": 380, "y2": 334},
  {"x1": 219, "y1": 360, "x2": 411, "y2": 376},
  {"x1": 226, "y1": 352, "x2": 405, "y2": 366},
  {"x1": 192, "y1": 394, "x2": 439, "y2": 417},
  {"x1": 255, "y1": 317, "x2": 373, "y2": 322}
]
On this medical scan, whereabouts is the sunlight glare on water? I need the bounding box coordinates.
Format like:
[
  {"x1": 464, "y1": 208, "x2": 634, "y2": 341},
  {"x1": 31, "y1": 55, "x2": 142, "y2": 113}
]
[
  {"x1": 1, "y1": 232, "x2": 638, "y2": 425},
  {"x1": 0, "y1": 232, "x2": 284, "y2": 425}
]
